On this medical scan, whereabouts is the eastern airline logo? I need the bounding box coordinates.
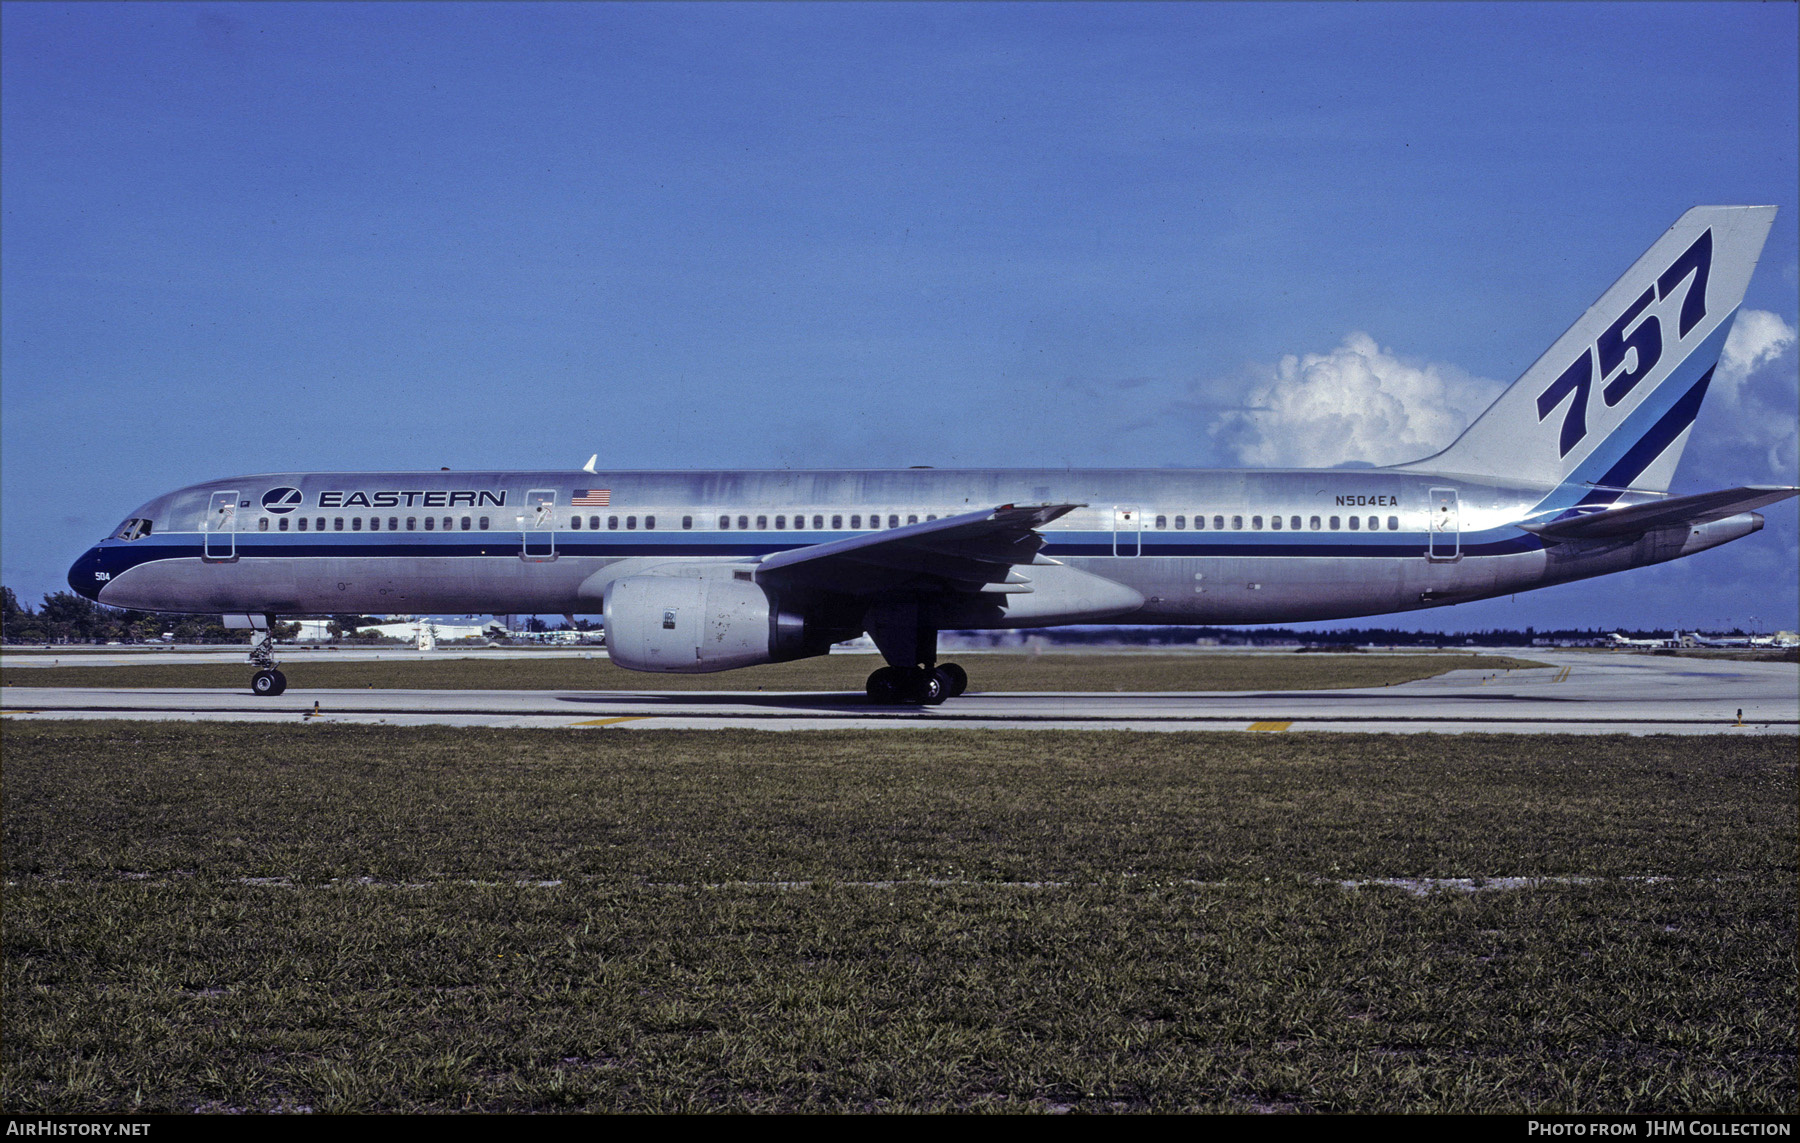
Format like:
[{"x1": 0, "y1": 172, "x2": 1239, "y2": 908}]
[
  {"x1": 262, "y1": 487, "x2": 303, "y2": 513},
  {"x1": 1536, "y1": 229, "x2": 1713, "y2": 458},
  {"x1": 318, "y1": 489, "x2": 507, "y2": 508}
]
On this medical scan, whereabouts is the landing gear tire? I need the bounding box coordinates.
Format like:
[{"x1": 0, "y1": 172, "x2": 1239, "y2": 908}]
[
  {"x1": 867, "y1": 666, "x2": 946, "y2": 705},
  {"x1": 252, "y1": 669, "x2": 287, "y2": 697},
  {"x1": 906, "y1": 669, "x2": 947, "y2": 706},
  {"x1": 866, "y1": 667, "x2": 901, "y2": 703},
  {"x1": 937, "y1": 662, "x2": 968, "y2": 698}
]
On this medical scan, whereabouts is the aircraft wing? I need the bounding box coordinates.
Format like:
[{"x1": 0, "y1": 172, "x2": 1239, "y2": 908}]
[
  {"x1": 755, "y1": 502, "x2": 1084, "y2": 595},
  {"x1": 1521, "y1": 486, "x2": 1799, "y2": 542}
]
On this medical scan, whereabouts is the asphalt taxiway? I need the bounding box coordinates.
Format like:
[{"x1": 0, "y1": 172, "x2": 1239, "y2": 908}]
[{"x1": 3, "y1": 651, "x2": 1794, "y2": 734}]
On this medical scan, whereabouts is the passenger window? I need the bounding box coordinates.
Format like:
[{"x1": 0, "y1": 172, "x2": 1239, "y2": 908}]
[
  {"x1": 1290, "y1": 516, "x2": 1301, "y2": 531},
  {"x1": 831, "y1": 515, "x2": 842, "y2": 529},
  {"x1": 1213, "y1": 516, "x2": 1224, "y2": 531},
  {"x1": 369, "y1": 517, "x2": 380, "y2": 531},
  {"x1": 1310, "y1": 516, "x2": 1321, "y2": 530},
  {"x1": 258, "y1": 518, "x2": 269, "y2": 531},
  {"x1": 850, "y1": 515, "x2": 861, "y2": 529},
  {"x1": 461, "y1": 517, "x2": 471, "y2": 531},
  {"x1": 278, "y1": 518, "x2": 289, "y2": 532},
  {"x1": 442, "y1": 517, "x2": 452, "y2": 531},
  {"x1": 776, "y1": 516, "x2": 786, "y2": 530},
  {"x1": 757, "y1": 516, "x2": 768, "y2": 530},
  {"x1": 1155, "y1": 515, "x2": 1167, "y2": 529},
  {"x1": 1368, "y1": 516, "x2": 1378, "y2": 531},
  {"x1": 571, "y1": 516, "x2": 582, "y2": 530},
  {"x1": 1174, "y1": 515, "x2": 1185, "y2": 530},
  {"x1": 626, "y1": 516, "x2": 637, "y2": 530},
  {"x1": 682, "y1": 516, "x2": 692, "y2": 530},
  {"x1": 479, "y1": 517, "x2": 489, "y2": 530},
  {"x1": 1270, "y1": 516, "x2": 1281, "y2": 530},
  {"x1": 316, "y1": 518, "x2": 326, "y2": 532},
  {"x1": 298, "y1": 518, "x2": 308, "y2": 532},
  {"x1": 926, "y1": 514, "x2": 937, "y2": 522},
  {"x1": 425, "y1": 517, "x2": 435, "y2": 531},
  {"x1": 1251, "y1": 516, "x2": 1262, "y2": 530},
  {"x1": 645, "y1": 516, "x2": 655, "y2": 530},
  {"x1": 334, "y1": 518, "x2": 344, "y2": 531},
  {"x1": 588, "y1": 516, "x2": 599, "y2": 530},
  {"x1": 1232, "y1": 516, "x2": 1243, "y2": 530},
  {"x1": 1388, "y1": 516, "x2": 1399, "y2": 531},
  {"x1": 888, "y1": 515, "x2": 899, "y2": 528},
  {"x1": 792, "y1": 515, "x2": 802, "y2": 530},
  {"x1": 406, "y1": 517, "x2": 416, "y2": 531},
  {"x1": 1348, "y1": 516, "x2": 1360, "y2": 530},
  {"x1": 390, "y1": 517, "x2": 399, "y2": 531},
  {"x1": 738, "y1": 516, "x2": 748, "y2": 530},
  {"x1": 719, "y1": 516, "x2": 730, "y2": 530},
  {"x1": 1329, "y1": 516, "x2": 1340, "y2": 530},
  {"x1": 908, "y1": 515, "x2": 918, "y2": 525},
  {"x1": 815, "y1": 515, "x2": 825, "y2": 529},
  {"x1": 608, "y1": 516, "x2": 619, "y2": 530}
]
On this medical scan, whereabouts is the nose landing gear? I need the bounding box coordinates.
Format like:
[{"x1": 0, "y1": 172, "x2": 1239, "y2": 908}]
[{"x1": 247, "y1": 627, "x2": 287, "y2": 696}]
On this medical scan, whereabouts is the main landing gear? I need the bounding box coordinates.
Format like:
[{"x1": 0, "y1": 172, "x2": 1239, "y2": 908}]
[
  {"x1": 862, "y1": 600, "x2": 968, "y2": 706},
  {"x1": 864, "y1": 662, "x2": 968, "y2": 706},
  {"x1": 247, "y1": 629, "x2": 287, "y2": 696}
]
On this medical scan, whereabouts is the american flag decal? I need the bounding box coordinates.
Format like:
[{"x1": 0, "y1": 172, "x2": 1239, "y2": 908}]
[{"x1": 572, "y1": 489, "x2": 611, "y2": 506}]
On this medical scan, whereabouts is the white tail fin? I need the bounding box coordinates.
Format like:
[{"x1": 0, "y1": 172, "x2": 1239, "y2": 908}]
[{"x1": 1396, "y1": 206, "x2": 1776, "y2": 493}]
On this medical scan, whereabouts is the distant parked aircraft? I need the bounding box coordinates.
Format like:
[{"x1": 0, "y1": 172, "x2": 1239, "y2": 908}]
[
  {"x1": 1680, "y1": 631, "x2": 1798, "y2": 649},
  {"x1": 1608, "y1": 632, "x2": 1674, "y2": 649}
]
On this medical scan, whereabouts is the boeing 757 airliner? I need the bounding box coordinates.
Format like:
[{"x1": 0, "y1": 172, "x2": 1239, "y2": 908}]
[{"x1": 69, "y1": 207, "x2": 1796, "y2": 702}]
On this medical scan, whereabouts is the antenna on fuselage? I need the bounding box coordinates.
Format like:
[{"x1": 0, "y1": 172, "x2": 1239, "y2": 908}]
[{"x1": 582, "y1": 454, "x2": 598, "y2": 473}]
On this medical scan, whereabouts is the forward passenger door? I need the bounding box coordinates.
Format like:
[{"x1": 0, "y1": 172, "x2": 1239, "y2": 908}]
[{"x1": 203, "y1": 491, "x2": 239, "y2": 562}]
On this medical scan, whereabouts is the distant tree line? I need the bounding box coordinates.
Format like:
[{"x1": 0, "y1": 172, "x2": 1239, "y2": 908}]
[
  {"x1": 1, "y1": 586, "x2": 311, "y2": 645},
  {"x1": 956, "y1": 625, "x2": 1717, "y2": 647},
  {"x1": 4, "y1": 583, "x2": 1761, "y2": 648}
]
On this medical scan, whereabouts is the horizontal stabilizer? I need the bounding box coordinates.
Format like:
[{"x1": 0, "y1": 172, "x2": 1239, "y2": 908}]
[{"x1": 1519, "y1": 486, "x2": 1798, "y2": 541}]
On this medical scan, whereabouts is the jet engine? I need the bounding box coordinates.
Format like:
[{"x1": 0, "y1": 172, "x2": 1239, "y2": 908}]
[{"x1": 602, "y1": 575, "x2": 821, "y2": 672}]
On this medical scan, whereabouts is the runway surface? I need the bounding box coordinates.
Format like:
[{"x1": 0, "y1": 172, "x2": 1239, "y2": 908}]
[{"x1": 4, "y1": 651, "x2": 1794, "y2": 733}]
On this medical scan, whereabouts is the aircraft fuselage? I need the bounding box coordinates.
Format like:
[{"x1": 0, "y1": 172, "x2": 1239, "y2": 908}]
[{"x1": 71, "y1": 465, "x2": 1758, "y2": 625}]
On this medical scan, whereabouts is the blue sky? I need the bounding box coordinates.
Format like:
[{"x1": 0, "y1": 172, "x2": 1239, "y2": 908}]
[{"x1": 4, "y1": 2, "x2": 1796, "y2": 632}]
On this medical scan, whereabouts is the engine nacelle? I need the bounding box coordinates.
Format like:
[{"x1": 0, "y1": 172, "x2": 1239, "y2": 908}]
[{"x1": 602, "y1": 575, "x2": 818, "y2": 673}]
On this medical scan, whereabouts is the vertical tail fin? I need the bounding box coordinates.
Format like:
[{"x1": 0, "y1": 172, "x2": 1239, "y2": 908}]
[{"x1": 1396, "y1": 206, "x2": 1777, "y2": 493}]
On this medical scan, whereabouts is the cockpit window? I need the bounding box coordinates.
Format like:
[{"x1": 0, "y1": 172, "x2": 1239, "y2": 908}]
[{"x1": 113, "y1": 518, "x2": 152, "y2": 542}]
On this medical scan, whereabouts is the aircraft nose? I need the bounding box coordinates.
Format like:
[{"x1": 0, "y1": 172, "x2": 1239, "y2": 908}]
[{"x1": 67, "y1": 547, "x2": 108, "y2": 602}]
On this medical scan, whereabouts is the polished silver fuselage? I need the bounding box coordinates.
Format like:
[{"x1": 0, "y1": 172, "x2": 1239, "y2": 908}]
[{"x1": 73, "y1": 466, "x2": 1759, "y2": 627}]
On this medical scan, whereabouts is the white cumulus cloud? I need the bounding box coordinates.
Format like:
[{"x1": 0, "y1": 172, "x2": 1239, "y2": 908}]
[
  {"x1": 1208, "y1": 332, "x2": 1504, "y2": 468},
  {"x1": 1716, "y1": 309, "x2": 1798, "y2": 404},
  {"x1": 1699, "y1": 308, "x2": 1799, "y2": 481}
]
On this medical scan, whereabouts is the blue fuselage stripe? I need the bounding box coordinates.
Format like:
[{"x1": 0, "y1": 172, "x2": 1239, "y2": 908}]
[{"x1": 86, "y1": 529, "x2": 1542, "y2": 578}]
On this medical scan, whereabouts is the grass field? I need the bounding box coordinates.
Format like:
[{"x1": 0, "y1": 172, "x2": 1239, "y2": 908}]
[
  {"x1": 0, "y1": 651, "x2": 1545, "y2": 693},
  {"x1": 3, "y1": 721, "x2": 1792, "y2": 1113}
]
